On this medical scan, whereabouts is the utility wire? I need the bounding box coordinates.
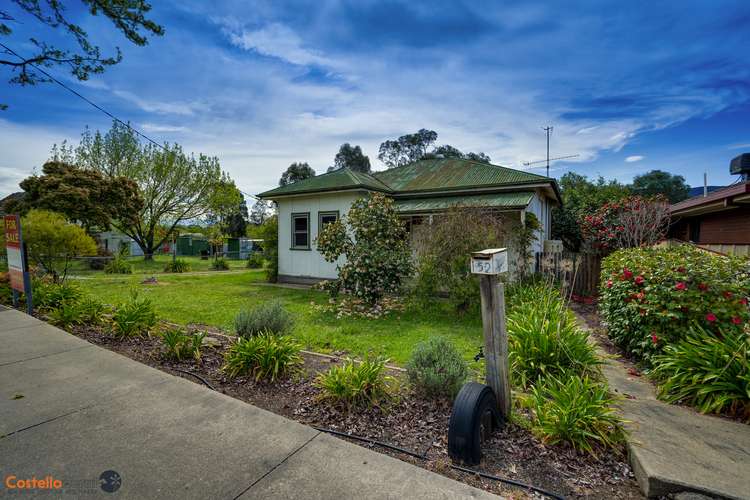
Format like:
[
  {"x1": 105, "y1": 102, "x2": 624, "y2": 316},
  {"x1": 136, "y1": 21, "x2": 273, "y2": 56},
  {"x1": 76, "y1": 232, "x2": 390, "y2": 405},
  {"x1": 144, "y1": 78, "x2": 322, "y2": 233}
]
[
  {"x1": 0, "y1": 41, "x2": 166, "y2": 150},
  {"x1": 2, "y1": 42, "x2": 260, "y2": 201}
]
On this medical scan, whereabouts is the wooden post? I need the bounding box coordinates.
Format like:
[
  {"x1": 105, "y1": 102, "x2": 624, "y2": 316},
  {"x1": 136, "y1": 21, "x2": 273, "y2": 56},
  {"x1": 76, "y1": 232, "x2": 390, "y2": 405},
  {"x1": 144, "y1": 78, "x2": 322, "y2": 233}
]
[{"x1": 478, "y1": 274, "x2": 511, "y2": 418}]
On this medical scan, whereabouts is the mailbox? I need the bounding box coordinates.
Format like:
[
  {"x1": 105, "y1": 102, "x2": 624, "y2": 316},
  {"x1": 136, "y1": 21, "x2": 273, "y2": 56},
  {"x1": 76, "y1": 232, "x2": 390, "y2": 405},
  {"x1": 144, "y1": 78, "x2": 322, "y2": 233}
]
[{"x1": 470, "y1": 248, "x2": 508, "y2": 275}]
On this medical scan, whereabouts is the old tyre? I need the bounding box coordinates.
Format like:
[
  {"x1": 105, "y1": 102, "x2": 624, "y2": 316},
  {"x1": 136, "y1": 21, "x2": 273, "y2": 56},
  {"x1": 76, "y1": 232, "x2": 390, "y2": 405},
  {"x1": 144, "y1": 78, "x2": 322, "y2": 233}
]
[{"x1": 448, "y1": 382, "x2": 503, "y2": 465}]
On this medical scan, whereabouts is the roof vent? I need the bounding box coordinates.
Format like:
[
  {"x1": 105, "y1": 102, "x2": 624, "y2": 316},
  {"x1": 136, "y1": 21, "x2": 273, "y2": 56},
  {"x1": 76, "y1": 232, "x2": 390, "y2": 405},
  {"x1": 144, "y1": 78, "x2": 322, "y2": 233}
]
[{"x1": 730, "y1": 153, "x2": 750, "y2": 179}]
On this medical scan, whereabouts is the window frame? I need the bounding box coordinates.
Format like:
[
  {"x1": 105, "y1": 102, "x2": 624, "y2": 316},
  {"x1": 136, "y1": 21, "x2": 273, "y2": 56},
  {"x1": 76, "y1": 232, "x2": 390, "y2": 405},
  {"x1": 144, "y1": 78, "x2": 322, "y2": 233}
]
[
  {"x1": 318, "y1": 210, "x2": 340, "y2": 235},
  {"x1": 290, "y1": 212, "x2": 311, "y2": 250}
]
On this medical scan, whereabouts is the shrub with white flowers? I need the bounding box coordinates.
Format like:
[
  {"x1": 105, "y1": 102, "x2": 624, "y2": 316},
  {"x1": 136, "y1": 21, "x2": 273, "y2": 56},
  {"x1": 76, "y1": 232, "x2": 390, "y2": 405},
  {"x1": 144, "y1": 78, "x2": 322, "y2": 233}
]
[{"x1": 316, "y1": 193, "x2": 412, "y2": 305}]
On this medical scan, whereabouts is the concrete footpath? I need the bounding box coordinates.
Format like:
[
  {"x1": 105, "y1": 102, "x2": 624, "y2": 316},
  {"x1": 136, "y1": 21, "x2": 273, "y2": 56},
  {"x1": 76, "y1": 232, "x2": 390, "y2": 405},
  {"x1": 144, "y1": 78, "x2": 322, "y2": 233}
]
[
  {"x1": 575, "y1": 313, "x2": 750, "y2": 499},
  {"x1": 0, "y1": 308, "x2": 496, "y2": 499}
]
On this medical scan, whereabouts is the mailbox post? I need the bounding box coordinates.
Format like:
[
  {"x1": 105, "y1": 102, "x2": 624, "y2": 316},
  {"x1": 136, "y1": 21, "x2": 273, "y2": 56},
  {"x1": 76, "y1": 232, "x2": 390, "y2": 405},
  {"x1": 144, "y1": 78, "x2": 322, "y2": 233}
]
[{"x1": 470, "y1": 248, "x2": 511, "y2": 418}]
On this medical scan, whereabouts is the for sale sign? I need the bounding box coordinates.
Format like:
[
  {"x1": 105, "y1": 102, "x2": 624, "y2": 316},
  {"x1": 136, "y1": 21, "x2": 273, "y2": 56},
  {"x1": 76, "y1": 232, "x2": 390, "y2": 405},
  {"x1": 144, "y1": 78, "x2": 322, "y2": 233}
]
[{"x1": 4, "y1": 214, "x2": 27, "y2": 293}]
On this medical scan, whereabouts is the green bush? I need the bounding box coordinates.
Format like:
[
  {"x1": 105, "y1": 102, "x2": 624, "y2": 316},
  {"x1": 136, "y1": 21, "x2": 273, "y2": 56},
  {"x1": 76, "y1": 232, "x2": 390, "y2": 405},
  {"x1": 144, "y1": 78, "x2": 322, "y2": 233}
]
[
  {"x1": 112, "y1": 291, "x2": 157, "y2": 337},
  {"x1": 651, "y1": 325, "x2": 749, "y2": 418},
  {"x1": 410, "y1": 254, "x2": 440, "y2": 308},
  {"x1": 600, "y1": 245, "x2": 750, "y2": 365},
  {"x1": 246, "y1": 252, "x2": 264, "y2": 269},
  {"x1": 507, "y1": 283, "x2": 601, "y2": 389},
  {"x1": 315, "y1": 357, "x2": 394, "y2": 408},
  {"x1": 163, "y1": 259, "x2": 191, "y2": 273},
  {"x1": 234, "y1": 300, "x2": 295, "y2": 338},
  {"x1": 104, "y1": 256, "x2": 133, "y2": 274},
  {"x1": 162, "y1": 329, "x2": 205, "y2": 361},
  {"x1": 222, "y1": 333, "x2": 302, "y2": 381},
  {"x1": 211, "y1": 258, "x2": 230, "y2": 270},
  {"x1": 521, "y1": 375, "x2": 624, "y2": 453},
  {"x1": 48, "y1": 301, "x2": 82, "y2": 329},
  {"x1": 33, "y1": 280, "x2": 83, "y2": 310},
  {"x1": 77, "y1": 296, "x2": 108, "y2": 324},
  {"x1": 260, "y1": 216, "x2": 278, "y2": 283},
  {"x1": 406, "y1": 337, "x2": 468, "y2": 399}
]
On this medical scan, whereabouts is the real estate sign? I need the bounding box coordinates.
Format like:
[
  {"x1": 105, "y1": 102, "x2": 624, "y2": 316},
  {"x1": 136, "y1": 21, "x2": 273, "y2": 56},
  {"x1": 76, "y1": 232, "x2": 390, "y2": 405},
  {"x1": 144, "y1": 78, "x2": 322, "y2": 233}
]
[
  {"x1": 4, "y1": 214, "x2": 25, "y2": 292},
  {"x1": 4, "y1": 215, "x2": 32, "y2": 312}
]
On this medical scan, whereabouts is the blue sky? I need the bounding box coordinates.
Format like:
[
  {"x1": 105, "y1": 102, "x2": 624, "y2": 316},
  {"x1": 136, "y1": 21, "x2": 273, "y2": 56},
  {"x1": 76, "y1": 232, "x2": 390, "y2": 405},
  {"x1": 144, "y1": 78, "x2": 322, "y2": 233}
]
[{"x1": 2, "y1": 0, "x2": 750, "y2": 197}]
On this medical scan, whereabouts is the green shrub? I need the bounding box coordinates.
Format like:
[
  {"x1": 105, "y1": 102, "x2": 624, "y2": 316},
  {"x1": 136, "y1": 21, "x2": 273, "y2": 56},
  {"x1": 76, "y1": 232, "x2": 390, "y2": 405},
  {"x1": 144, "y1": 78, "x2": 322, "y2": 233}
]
[
  {"x1": 410, "y1": 254, "x2": 440, "y2": 307},
  {"x1": 600, "y1": 245, "x2": 750, "y2": 365},
  {"x1": 112, "y1": 291, "x2": 157, "y2": 337},
  {"x1": 88, "y1": 248, "x2": 113, "y2": 270},
  {"x1": 234, "y1": 300, "x2": 295, "y2": 338},
  {"x1": 406, "y1": 337, "x2": 468, "y2": 399},
  {"x1": 246, "y1": 252, "x2": 264, "y2": 269},
  {"x1": 163, "y1": 259, "x2": 191, "y2": 273},
  {"x1": 222, "y1": 333, "x2": 302, "y2": 381},
  {"x1": 77, "y1": 296, "x2": 108, "y2": 325},
  {"x1": 162, "y1": 329, "x2": 206, "y2": 361},
  {"x1": 48, "y1": 301, "x2": 82, "y2": 329},
  {"x1": 522, "y1": 375, "x2": 624, "y2": 452},
  {"x1": 651, "y1": 325, "x2": 749, "y2": 418},
  {"x1": 104, "y1": 256, "x2": 133, "y2": 274},
  {"x1": 260, "y1": 216, "x2": 278, "y2": 283},
  {"x1": 507, "y1": 283, "x2": 601, "y2": 389},
  {"x1": 211, "y1": 258, "x2": 230, "y2": 271},
  {"x1": 315, "y1": 357, "x2": 394, "y2": 408},
  {"x1": 33, "y1": 280, "x2": 83, "y2": 310}
]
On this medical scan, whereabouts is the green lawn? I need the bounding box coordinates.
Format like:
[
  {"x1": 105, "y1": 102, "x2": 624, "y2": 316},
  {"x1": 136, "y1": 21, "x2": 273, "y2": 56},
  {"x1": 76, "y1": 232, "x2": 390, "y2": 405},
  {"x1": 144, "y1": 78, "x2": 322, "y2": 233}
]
[
  {"x1": 73, "y1": 270, "x2": 485, "y2": 366},
  {"x1": 69, "y1": 255, "x2": 248, "y2": 275}
]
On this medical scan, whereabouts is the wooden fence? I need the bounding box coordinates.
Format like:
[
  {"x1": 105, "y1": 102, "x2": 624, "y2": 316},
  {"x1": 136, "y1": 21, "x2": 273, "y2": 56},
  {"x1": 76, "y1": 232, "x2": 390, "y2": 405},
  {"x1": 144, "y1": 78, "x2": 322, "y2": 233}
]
[{"x1": 534, "y1": 252, "x2": 602, "y2": 298}]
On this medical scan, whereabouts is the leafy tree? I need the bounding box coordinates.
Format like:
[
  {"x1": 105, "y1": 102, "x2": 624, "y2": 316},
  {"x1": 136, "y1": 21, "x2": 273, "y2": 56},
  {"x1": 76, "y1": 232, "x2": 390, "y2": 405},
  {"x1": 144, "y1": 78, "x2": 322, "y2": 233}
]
[
  {"x1": 249, "y1": 199, "x2": 274, "y2": 225},
  {"x1": 631, "y1": 170, "x2": 690, "y2": 203},
  {"x1": 69, "y1": 120, "x2": 229, "y2": 260},
  {"x1": 9, "y1": 161, "x2": 142, "y2": 233},
  {"x1": 22, "y1": 209, "x2": 97, "y2": 282},
  {"x1": 378, "y1": 129, "x2": 437, "y2": 168},
  {"x1": 334, "y1": 143, "x2": 371, "y2": 173},
  {"x1": 225, "y1": 195, "x2": 249, "y2": 238},
  {"x1": 424, "y1": 144, "x2": 492, "y2": 164},
  {"x1": 0, "y1": 1, "x2": 163, "y2": 107},
  {"x1": 279, "y1": 162, "x2": 315, "y2": 186},
  {"x1": 552, "y1": 172, "x2": 631, "y2": 251},
  {"x1": 317, "y1": 193, "x2": 412, "y2": 304}
]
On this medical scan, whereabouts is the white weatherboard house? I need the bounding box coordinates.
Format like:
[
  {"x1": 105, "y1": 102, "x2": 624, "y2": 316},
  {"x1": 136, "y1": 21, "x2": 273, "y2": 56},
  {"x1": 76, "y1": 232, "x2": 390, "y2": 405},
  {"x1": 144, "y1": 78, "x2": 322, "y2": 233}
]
[{"x1": 258, "y1": 158, "x2": 562, "y2": 284}]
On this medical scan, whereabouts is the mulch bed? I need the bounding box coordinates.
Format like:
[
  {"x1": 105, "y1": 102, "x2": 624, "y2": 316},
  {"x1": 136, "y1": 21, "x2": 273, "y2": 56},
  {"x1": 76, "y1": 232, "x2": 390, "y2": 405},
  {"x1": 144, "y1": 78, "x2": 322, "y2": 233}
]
[{"x1": 68, "y1": 322, "x2": 642, "y2": 499}]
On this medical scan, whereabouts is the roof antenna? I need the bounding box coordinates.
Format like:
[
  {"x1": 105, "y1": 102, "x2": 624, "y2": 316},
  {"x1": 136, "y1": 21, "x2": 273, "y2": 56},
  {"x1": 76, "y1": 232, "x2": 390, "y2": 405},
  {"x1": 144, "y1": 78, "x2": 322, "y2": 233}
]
[{"x1": 543, "y1": 126, "x2": 553, "y2": 177}]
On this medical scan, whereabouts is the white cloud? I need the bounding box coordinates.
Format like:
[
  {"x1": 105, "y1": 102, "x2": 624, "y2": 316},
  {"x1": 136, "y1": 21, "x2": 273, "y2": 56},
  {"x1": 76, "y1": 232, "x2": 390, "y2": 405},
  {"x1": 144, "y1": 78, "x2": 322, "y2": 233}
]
[
  {"x1": 728, "y1": 143, "x2": 750, "y2": 150},
  {"x1": 0, "y1": 119, "x2": 76, "y2": 197},
  {"x1": 112, "y1": 90, "x2": 198, "y2": 116},
  {"x1": 140, "y1": 123, "x2": 190, "y2": 133},
  {"x1": 625, "y1": 155, "x2": 644, "y2": 162},
  {"x1": 224, "y1": 22, "x2": 335, "y2": 68}
]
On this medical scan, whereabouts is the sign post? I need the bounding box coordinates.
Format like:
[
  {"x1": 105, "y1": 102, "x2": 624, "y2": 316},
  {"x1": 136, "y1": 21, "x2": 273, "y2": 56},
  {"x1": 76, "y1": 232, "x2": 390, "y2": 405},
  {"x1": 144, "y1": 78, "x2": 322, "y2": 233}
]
[
  {"x1": 4, "y1": 214, "x2": 33, "y2": 314},
  {"x1": 470, "y1": 248, "x2": 511, "y2": 418}
]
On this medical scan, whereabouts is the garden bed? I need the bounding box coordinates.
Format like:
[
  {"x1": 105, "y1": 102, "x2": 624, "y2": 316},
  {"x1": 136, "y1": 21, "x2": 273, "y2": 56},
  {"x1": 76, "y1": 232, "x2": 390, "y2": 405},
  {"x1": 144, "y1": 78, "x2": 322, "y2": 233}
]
[{"x1": 68, "y1": 321, "x2": 641, "y2": 499}]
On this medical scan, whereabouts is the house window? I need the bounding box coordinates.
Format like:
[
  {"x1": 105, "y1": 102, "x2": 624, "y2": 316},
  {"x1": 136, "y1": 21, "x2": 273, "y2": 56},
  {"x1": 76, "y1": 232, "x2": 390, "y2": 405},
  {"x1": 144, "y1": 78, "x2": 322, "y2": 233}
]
[
  {"x1": 291, "y1": 213, "x2": 310, "y2": 250},
  {"x1": 318, "y1": 211, "x2": 339, "y2": 233}
]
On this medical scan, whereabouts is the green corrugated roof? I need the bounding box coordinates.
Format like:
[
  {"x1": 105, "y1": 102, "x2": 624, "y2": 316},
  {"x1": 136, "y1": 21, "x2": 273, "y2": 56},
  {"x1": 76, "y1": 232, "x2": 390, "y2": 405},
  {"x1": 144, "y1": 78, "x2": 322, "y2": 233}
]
[
  {"x1": 258, "y1": 168, "x2": 392, "y2": 197},
  {"x1": 373, "y1": 158, "x2": 550, "y2": 192},
  {"x1": 258, "y1": 159, "x2": 553, "y2": 199},
  {"x1": 394, "y1": 192, "x2": 534, "y2": 213}
]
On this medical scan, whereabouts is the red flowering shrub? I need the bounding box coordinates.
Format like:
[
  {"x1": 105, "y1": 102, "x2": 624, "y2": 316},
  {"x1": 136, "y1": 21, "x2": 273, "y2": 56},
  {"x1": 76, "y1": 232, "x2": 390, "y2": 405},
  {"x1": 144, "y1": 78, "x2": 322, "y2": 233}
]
[
  {"x1": 600, "y1": 245, "x2": 750, "y2": 365},
  {"x1": 580, "y1": 196, "x2": 670, "y2": 254}
]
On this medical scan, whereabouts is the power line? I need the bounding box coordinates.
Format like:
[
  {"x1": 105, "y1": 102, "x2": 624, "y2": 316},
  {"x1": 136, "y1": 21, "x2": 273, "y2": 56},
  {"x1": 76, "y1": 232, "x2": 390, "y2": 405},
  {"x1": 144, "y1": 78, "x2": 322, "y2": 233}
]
[{"x1": 0, "y1": 41, "x2": 166, "y2": 150}]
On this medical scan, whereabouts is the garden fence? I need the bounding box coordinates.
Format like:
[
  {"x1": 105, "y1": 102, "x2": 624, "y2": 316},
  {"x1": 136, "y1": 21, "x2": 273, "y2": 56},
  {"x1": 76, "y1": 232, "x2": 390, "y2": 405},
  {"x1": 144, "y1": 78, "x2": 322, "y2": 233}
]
[{"x1": 534, "y1": 252, "x2": 601, "y2": 298}]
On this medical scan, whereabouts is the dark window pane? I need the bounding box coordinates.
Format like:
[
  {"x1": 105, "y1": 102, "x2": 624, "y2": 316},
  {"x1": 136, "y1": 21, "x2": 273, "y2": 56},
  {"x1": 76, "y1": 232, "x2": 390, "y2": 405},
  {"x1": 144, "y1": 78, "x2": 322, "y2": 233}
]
[
  {"x1": 321, "y1": 214, "x2": 337, "y2": 226},
  {"x1": 294, "y1": 232, "x2": 308, "y2": 247},
  {"x1": 294, "y1": 216, "x2": 308, "y2": 231}
]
